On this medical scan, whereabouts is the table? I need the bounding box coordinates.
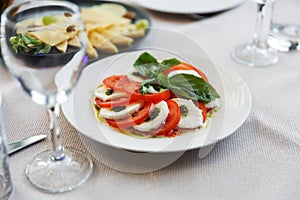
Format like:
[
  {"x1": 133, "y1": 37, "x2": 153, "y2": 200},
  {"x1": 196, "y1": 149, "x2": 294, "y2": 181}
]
[{"x1": 1, "y1": 0, "x2": 300, "y2": 199}]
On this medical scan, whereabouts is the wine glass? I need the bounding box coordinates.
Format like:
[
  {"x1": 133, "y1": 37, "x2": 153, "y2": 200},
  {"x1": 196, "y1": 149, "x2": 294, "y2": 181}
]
[
  {"x1": 0, "y1": 0, "x2": 93, "y2": 193},
  {"x1": 268, "y1": 0, "x2": 300, "y2": 52},
  {"x1": 232, "y1": 0, "x2": 279, "y2": 67}
]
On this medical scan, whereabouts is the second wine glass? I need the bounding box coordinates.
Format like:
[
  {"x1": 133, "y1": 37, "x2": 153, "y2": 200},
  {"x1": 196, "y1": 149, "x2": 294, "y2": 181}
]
[
  {"x1": 232, "y1": 0, "x2": 279, "y2": 67},
  {"x1": 1, "y1": 0, "x2": 93, "y2": 193}
]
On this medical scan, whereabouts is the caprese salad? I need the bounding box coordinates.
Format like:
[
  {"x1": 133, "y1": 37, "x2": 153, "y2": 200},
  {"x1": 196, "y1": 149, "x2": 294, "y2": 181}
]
[{"x1": 93, "y1": 52, "x2": 220, "y2": 138}]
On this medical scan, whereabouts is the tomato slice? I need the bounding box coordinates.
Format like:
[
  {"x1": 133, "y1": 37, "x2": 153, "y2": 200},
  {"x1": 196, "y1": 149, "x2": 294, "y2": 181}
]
[
  {"x1": 197, "y1": 101, "x2": 207, "y2": 123},
  {"x1": 155, "y1": 99, "x2": 180, "y2": 137},
  {"x1": 95, "y1": 97, "x2": 135, "y2": 108},
  {"x1": 103, "y1": 75, "x2": 140, "y2": 92},
  {"x1": 163, "y1": 62, "x2": 208, "y2": 82},
  {"x1": 103, "y1": 75, "x2": 123, "y2": 89},
  {"x1": 129, "y1": 90, "x2": 171, "y2": 104},
  {"x1": 106, "y1": 102, "x2": 152, "y2": 129}
]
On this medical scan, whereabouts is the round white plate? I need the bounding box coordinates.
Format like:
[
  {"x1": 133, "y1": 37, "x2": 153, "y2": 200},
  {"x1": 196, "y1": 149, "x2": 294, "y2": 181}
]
[
  {"x1": 62, "y1": 52, "x2": 251, "y2": 153},
  {"x1": 130, "y1": 0, "x2": 246, "y2": 14}
]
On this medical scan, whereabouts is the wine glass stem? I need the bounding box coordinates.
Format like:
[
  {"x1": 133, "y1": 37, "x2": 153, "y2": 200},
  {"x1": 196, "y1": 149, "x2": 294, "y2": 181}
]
[
  {"x1": 48, "y1": 104, "x2": 65, "y2": 161},
  {"x1": 252, "y1": 0, "x2": 273, "y2": 48}
]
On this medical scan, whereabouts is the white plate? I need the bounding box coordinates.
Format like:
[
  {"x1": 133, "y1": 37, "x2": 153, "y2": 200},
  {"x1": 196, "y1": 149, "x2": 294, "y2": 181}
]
[
  {"x1": 62, "y1": 51, "x2": 251, "y2": 153},
  {"x1": 130, "y1": 0, "x2": 246, "y2": 14}
]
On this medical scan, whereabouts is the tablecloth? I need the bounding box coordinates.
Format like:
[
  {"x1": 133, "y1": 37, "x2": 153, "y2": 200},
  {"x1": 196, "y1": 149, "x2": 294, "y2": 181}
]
[{"x1": 1, "y1": 0, "x2": 300, "y2": 199}]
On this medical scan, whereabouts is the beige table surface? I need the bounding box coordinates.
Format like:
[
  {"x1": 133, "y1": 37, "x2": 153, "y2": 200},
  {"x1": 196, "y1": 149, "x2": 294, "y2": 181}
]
[{"x1": 1, "y1": 0, "x2": 300, "y2": 199}]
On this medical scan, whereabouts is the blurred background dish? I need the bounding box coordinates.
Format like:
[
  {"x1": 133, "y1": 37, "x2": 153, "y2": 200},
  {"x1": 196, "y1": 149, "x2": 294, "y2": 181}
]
[
  {"x1": 130, "y1": 0, "x2": 246, "y2": 14},
  {"x1": 70, "y1": 0, "x2": 151, "y2": 63}
]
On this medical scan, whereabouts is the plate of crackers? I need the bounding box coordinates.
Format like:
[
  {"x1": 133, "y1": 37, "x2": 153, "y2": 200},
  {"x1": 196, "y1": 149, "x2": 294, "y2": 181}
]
[{"x1": 71, "y1": 0, "x2": 151, "y2": 62}]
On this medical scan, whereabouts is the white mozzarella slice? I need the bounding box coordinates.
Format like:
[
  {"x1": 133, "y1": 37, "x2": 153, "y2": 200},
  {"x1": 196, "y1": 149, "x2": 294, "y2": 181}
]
[
  {"x1": 172, "y1": 98, "x2": 204, "y2": 129},
  {"x1": 133, "y1": 101, "x2": 169, "y2": 132},
  {"x1": 99, "y1": 103, "x2": 141, "y2": 120},
  {"x1": 147, "y1": 85, "x2": 159, "y2": 94},
  {"x1": 94, "y1": 85, "x2": 127, "y2": 101},
  {"x1": 167, "y1": 70, "x2": 201, "y2": 79},
  {"x1": 126, "y1": 71, "x2": 145, "y2": 83}
]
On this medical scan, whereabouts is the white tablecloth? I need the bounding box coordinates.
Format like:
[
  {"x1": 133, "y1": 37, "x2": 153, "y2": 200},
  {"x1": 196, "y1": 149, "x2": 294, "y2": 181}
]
[{"x1": 1, "y1": 0, "x2": 300, "y2": 199}]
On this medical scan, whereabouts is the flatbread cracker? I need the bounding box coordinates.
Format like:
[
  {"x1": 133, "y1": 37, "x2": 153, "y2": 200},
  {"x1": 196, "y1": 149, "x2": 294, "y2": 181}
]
[
  {"x1": 89, "y1": 31, "x2": 118, "y2": 53},
  {"x1": 29, "y1": 30, "x2": 68, "y2": 46}
]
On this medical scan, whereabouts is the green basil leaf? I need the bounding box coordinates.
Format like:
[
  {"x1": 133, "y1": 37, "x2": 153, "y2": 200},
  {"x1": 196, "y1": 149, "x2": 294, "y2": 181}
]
[
  {"x1": 160, "y1": 58, "x2": 180, "y2": 68},
  {"x1": 9, "y1": 36, "x2": 19, "y2": 53},
  {"x1": 168, "y1": 74, "x2": 220, "y2": 103},
  {"x1": 9, "y1": 34, "x2": 45, "y2": 53},
  {"x1": 35, "y1": 44, "x2": 51, "y2": 54},
  {"x1": 133, "y1": 52, "x2": 219, "y2": 102},
  {"x1": 134, "y1": 52, "x2": 158, "y2": 66},
  {"x1": 134, "y1": 63, "x2": 159, "y2": 77},
  {"x1": 133, "y1": 52, "x2": 159, "y2": 77},
  {"x1": 157, "y1": 73, "x2": 170, "y2": 87},
  {"x1": 168, "y1": 86, "x2": 198, "y2": 99},
  {"x1": 133, "y1": 53, "x2": 180, "y2": 79},
  {"x1": 21, "y1": 34, "x2": 42, "y2": 46},
  {"x1": 141, "y1": 78, "x2": 156, "y2": 86}
]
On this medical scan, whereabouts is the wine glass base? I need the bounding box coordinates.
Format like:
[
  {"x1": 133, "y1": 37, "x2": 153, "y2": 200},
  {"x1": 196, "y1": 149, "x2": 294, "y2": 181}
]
[
  {"x1": 25, "y1": 147, "x2": 93, "y2": 193},
  {"x1": 232, "y1": 43, "x2": 279, "y2": 67}
]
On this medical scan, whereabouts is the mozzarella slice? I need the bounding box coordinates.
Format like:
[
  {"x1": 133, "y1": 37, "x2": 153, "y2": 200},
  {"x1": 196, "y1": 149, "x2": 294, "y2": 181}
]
[
  {"x1": 94, "y1": 85, "x2": 127, "y2": 101},
  {"x1": 172, "y1": 98, "x2": 204, "y2": 129},
  {"x1": 168, "y1": 70, "x2": 202, "y2": 79},
  {"x1": 126, "y1": 71, "x2": 145, "y2": 83},
  {"x1": 147, "y1": 85, "x2": 159, "y2": 94},
  {"x1": 133, "y1": 101, "x2": 169, "y2": 132},
  {"x1": 99, "y1": 102, "x2": 142, "y2": 120}
]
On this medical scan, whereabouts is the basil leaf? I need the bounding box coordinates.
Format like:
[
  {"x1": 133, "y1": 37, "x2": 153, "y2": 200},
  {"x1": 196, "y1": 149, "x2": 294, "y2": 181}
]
[
  {"x1": 141, "y1": 78, "x2": 156, "y2": 86},
  {"x1": 35, "y1": 44, "x2": 51, "y2": 54},
  {"x1": 157, "y1": 73, "x2": 170, "y2": 87},
  {"x1": 9, "y1": 34, "x2": 47, "y2": 54},
  {"x1": 160, "y1": 58, "x2": 180, "y2": 68},
  {"x1": 22, "y1": 34, "x2": 42, "y2": 46},
  {"x1": 136, "y1": 63, "x2": 160, "y2": 78},
  {"x1": 133, "y1": 52, "x2": 220, "y2": 103},
  {"x1": 134, "y1": 52, "x2": 158, "y2": 66},
  {"x1": 134, "y1": 53, "x2": 180, "y2": 79},
  {"x1": 168, "y1": 86, "x2": 198, "y2": 99},
  {"x1": 168, "y1": 74, "x2": 220, "y2": 103}
]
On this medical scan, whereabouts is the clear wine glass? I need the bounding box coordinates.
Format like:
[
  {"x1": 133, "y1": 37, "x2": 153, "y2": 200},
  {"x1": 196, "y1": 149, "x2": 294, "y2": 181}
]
[
  {"x1": 0, "y1": 0, "x2": 93, "y2": 193},
  {"x1": 268, "y1": 0, "x2": 300, "y2": 52},
  {"x1": 232, "y1": 0, "x2": 279, "y2": 67}
]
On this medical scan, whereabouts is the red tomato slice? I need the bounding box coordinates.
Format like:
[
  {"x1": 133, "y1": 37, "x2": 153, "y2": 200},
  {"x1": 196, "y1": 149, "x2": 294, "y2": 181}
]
[
  {"x1": 197, "y1": 101, "x2": 207, "y2": 123},
  {"x1": 106, "y1": 102, "x2": 152, "y2": 129},
  {"x1": 163, "y1": 62, "x2": 208, "y2": 82},
  {"x1": 103, "y1": 75, "x2": 123, "y2": 89},
  {"x1": 103, "y1": 75, "x2": 140, "y2": 92},
  {"x1": 95, "y1": 97, "x2": 134, "y2": 108},
  {"x1": 130, "y1": 90, "x2": 171, "y2": 104},
  {"x1": 155, "y1": 99, "x2": 180, "y2": 137}
]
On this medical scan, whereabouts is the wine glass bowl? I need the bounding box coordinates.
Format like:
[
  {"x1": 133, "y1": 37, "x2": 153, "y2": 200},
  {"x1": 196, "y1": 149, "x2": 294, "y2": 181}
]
[
  {"x1": 1, "y1": 1, "x2": 86, "y2": 105},
  {"x1": 232, "y1": 0, "x2": 279, "y2": 67},
  {"x1": 1, "y1": 0, "x2": 93, "y2": 193},
  {"x1": 268, "y1": 0, "x2": 300, "y2": 52}
]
